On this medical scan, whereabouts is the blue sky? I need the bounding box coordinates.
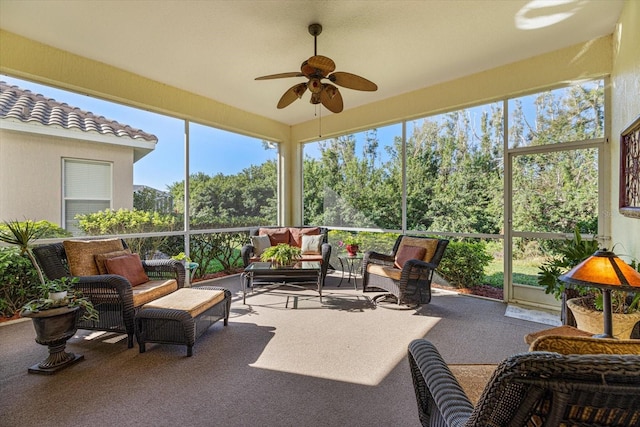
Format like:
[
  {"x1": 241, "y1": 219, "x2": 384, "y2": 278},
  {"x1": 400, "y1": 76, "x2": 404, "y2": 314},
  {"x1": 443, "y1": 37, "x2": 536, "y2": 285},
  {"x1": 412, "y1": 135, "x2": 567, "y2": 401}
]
[{"x1": 2, "y1": 75, "x2": 277, "y2": 191}]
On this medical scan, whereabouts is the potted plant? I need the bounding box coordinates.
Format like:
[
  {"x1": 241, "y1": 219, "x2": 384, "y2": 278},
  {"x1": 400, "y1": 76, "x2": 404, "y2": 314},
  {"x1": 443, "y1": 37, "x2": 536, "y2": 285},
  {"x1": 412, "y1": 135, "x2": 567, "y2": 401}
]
[
  {"x1": 20, "y1": 277, "x2": 98, "y2": 374},
  {"x1": 260, "y1": 243, "x2": 301, "y2": 266},
  {"x1": 537, "y1": 227, "x2": 599, "y2": 324},
  {"x1": 339, "y1": 234, "x2": 362, "y2": 256},
  {"x1": 538, "y1": 229, "x2": 640, "y2": 338}
]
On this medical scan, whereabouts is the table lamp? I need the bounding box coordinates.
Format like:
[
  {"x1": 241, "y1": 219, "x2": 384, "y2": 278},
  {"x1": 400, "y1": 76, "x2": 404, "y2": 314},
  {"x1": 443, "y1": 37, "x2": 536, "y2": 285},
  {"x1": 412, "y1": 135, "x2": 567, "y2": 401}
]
[{"x1": 559, "y1": 249, "x2": 640, "y2": 338}]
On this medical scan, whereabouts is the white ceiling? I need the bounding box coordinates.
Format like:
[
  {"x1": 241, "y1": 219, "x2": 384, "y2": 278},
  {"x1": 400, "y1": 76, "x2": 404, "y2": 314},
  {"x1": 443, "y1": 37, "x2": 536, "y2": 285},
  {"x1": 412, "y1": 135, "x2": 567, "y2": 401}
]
[{"x1": 0, "y1": 0, "x2": 625, "y2": 126}]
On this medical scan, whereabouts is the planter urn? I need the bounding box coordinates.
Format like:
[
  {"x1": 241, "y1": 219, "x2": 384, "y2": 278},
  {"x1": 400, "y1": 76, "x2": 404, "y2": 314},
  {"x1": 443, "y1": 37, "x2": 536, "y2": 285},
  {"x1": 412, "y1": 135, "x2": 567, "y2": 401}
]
[
  {"x1": 567, "y1": 297, "x2": 640, "y2": 339},
  {"x1": 22, "y1": 306, "x2": 84, "y2": 374}
]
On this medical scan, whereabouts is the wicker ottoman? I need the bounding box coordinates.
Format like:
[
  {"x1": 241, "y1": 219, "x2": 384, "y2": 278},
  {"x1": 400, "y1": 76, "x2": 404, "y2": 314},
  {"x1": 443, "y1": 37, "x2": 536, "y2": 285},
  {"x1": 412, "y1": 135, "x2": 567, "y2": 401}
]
[{"x1": 135, "y1": 286, "x2": 231, "y2": 356}]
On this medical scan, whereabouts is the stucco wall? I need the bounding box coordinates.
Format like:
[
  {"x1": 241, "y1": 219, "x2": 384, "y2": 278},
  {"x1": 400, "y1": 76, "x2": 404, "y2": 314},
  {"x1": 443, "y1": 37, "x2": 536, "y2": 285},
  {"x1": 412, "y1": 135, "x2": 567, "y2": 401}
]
[
  {"x1": 611, "y1": 0, "x2": 640, "y2": 263},
  {"x1": 0, "y1": 129, "x2": 133, "y2": 227}
]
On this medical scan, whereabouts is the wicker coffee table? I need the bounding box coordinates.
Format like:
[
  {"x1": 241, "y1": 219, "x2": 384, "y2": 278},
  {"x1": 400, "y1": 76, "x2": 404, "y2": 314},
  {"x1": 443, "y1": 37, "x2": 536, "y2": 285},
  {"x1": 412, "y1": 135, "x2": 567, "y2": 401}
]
[{"x1": 241, "y1": 261, "x2": 322, "y2": 304}]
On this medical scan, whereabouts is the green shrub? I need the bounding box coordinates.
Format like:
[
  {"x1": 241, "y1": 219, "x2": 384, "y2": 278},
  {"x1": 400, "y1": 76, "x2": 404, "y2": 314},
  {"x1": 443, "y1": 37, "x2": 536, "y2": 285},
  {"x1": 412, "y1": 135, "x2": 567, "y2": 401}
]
[
  {"x1": 76, "y1": 208, "x2": 177, "y2": 258},
  {"x1": 0, "y1": 247, "x2": 41, "y2": 318},
  {"x1": 438, "y1": 240, "x2": 493, "y2": 288}
]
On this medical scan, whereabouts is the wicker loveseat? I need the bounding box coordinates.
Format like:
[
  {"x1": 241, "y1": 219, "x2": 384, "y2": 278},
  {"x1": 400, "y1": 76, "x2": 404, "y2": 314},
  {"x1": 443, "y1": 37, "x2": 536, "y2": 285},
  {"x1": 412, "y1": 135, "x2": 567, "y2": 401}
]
[
  {"x1": 241, "y1": 226, "x2": 332, "y2": 286},
  {"x1": 408, "y1": 339, "x2": 640, "y2": 427},
  {"x1": 362, "y1": 235, "x2": 448, "y2": 306},
  {"x1": 33, "y1": 239, "x2": 185, "y2": 348}
]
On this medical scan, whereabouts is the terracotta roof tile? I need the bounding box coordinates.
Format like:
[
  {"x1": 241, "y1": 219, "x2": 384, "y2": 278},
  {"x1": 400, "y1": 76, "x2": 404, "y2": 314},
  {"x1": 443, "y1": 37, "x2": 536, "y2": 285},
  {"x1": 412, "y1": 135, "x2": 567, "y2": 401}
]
[{"x1": 0, "y1": 81, "x2": 158, "y2": 142}]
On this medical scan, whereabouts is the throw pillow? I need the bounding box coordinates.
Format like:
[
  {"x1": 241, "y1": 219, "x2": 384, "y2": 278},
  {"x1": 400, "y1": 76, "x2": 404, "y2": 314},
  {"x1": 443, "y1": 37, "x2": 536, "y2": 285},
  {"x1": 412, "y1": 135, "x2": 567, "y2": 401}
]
[
  {"x1": 63, "y1": 238, "x2": 125, "y2": 276},
  {"x1": 259, "y1": 228, "x2": 291, "y2": 246},
  {"x1": 250, "y1": 235, "x2": 271, "y2": 256},
  {"x1": 94, "y1": 249, "x2": 133, "y2": 275},
  {"x1": 104, "y1": 253, "x2": 149, "y2": 287},
  {"x1": 394, "y1": 245, "x2": 427, "y2": 269},
  {"x1": 289, "y1": 227, "x2": 320, "y2": 247},
  {"x1": 301, "y1": 234, "x2": 323, "y2": 255}
]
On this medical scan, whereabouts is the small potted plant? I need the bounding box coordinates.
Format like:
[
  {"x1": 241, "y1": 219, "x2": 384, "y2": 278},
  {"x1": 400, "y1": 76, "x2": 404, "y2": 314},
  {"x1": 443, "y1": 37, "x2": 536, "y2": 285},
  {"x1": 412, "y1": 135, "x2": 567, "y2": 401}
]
[
  {"x1": 261, "y1": 243, "x2": 301, "y2": 266},
  {"x1": 20, "y1": 277, "x2": 98, "y2": 321},
  {"x1": 339, "y1": 234, "x2": 362, "y2": 256}
]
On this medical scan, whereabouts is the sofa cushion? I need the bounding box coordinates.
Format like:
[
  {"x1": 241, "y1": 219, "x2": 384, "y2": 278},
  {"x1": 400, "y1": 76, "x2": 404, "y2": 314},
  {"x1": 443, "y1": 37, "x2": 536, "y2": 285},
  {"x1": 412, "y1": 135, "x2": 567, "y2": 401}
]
[
  {"x1": 289, "y1": 227, "x2": 320, "y2": 247},
  {"x1": 105, "y1": 253, "x2": 150, "y2": 286},
  {"x1": 301, "y1": 234, "x2": 323, "y2": 254},
  {"x1": 132, "y1": 279, "x2": 179, "y2": 308},
  {"x1": 64, "y1": 238, "x2": 125, "y2": 276},
  {"x1": 394, "y1": 245, "x2": 426, "y2": 269},
  {"x1": 250, "y1": 235, "x2": 271, "y2": 256},
  {"x1": 398, "y1": 237, "x2": 438, "y2": 263},
  {"x1": 259, "y1": 227, "x2": 291, "y2": 246},
  {"x1": 367, "y1": 264, "x2": 422, "y2": 281},
  {"x1": 142, "y1": 288, "x2": 226, "y2": 318},
  {"x1": 95, "y1": 249, "x2": 132, "y2": 275}
]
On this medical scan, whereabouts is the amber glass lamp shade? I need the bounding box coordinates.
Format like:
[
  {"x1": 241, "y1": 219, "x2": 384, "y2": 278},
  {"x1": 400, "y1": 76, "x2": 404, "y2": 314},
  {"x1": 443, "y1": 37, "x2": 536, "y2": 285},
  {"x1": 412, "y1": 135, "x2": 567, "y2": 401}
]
[{"x1": 559, "y1": 249, "x2": 640, "y2": 338}]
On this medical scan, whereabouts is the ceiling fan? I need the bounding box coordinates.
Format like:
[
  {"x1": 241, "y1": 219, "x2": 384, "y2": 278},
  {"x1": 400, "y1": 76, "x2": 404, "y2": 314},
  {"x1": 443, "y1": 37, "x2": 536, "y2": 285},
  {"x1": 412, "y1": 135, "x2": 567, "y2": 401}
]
[{"x1": 255, "y1": 23, "x2": 378, "y2": 114}]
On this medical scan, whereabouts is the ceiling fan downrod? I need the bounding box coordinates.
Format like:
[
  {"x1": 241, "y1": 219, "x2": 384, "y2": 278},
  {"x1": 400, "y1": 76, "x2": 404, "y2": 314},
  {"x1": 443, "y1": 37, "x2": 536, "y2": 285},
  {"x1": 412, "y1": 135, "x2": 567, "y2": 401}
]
[{"x1": 308, "y1": 23, "x2": 322, "y2": 56}]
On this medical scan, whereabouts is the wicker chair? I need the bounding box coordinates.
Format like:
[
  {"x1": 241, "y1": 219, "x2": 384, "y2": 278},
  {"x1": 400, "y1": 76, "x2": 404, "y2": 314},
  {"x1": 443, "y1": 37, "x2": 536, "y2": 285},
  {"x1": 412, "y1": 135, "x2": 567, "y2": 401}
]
[
  {"x1": 408, "y1": 339, "x2": 640, "y2": 427},
  {"x1": 362, "y1": 236, "x2": 448, "y2": 306},
  {"x1": 32, "y1": 240, "x2": 185, "y2": 348}
]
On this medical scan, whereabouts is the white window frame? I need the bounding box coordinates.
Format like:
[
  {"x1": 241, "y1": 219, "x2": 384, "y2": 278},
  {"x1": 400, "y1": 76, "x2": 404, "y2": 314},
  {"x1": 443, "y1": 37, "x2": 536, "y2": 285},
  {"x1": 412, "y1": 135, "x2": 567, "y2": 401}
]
[{"x1": 62, "y1": 158, "x2": 113, "y2": 232}]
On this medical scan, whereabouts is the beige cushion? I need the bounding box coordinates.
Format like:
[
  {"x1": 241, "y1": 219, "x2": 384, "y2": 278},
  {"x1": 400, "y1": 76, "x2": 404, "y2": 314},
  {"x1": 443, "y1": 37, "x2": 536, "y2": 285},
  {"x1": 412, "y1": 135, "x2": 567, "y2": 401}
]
[
  {"x1": 64, "y1": 238, "x2": 125, "y2": 276},
  {"x1": 367, "y1": 264, "x2": 422, "y2": 280},
  {"x1": 394, "y1": 245, "x2": 426, "y2": 269},
  {"x1": 142, "y1": 288, "x2": 226, "y2": 318},
  {"x1": 398, "y1": 237, "x2": 438, "y2": 263},
  {"x1": 250, "y1": 235, "x2": 271, "y2": 256},
  {"x1": 530, "y1": 335, "x2": 640, "y2": 355},
  {"x1": 95, "y1": 249, "x2": 132, "y2": 275},
  {"x1": 289, "y1": 227, "x2": 320, "y2": 247},
  {"x1": 105, "y1": 253, "x2": 149, "y2": 286},
  {"x1": 132, "y1": 279, "x2": 178, "y2": 307},
  {"x1": 301, "y1": 234, "x2": 323, "y2": 254}
]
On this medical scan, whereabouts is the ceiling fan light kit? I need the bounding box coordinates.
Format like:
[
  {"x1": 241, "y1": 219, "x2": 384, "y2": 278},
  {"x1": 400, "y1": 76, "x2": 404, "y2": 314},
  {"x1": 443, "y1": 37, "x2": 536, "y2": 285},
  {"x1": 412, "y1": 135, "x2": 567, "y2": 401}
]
[{"x1": 256, "y1": 23, "x2": 377, "y2": 114}]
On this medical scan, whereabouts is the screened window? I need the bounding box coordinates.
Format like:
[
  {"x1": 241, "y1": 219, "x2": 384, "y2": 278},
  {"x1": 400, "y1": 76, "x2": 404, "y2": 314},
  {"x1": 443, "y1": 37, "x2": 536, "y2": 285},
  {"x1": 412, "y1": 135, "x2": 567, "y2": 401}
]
[{"x1": 63, "y1": 159, "x2": 112, "y2": 232}]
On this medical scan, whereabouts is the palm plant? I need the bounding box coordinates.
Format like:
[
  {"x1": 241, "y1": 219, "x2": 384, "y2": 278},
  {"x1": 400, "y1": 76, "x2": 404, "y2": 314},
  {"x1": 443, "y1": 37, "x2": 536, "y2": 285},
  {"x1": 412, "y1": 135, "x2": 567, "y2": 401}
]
[{"x1": 0, "y1": 219, "x2": 46, "y2": 286}]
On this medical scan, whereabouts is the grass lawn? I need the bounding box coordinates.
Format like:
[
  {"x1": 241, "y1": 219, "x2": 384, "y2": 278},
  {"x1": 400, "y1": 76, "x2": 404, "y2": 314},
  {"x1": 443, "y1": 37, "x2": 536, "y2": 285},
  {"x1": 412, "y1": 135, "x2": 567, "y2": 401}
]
[{"x1": 483, "y1": 258, "x2": 542, "y2": 288}]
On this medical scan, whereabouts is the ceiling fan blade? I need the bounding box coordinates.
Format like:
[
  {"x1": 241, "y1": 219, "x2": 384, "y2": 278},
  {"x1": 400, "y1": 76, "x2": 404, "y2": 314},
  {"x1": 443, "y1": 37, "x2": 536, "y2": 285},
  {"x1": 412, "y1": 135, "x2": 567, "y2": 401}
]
[
  {"x1": 320, "y1": 84, "x2": 343, "y2": 113},
  {"x1": 277, "y1": 83, "x2": 307, "y2": 109},
  {"x1": 328, "y1": 72, "x2": 378, "y2": 91},
  {"x1": 308, "y1": 55, "x2": 336, "y2": 76},
  {"x1": 255, "y1": 72, "x2": 303, "y2": 80}
]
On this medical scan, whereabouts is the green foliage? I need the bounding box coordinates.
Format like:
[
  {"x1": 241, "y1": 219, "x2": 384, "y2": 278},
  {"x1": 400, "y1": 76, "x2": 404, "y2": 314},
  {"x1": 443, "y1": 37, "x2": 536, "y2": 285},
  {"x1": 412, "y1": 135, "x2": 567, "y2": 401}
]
[
  {"x1": 260, "y1": 244, "x2": 301, "y2": 265},
  {"x1": 537, "y1": 227, "x2": 599, "y2": 300},
  {"x1": 76, "y1": 208, "x2": 177, "y2": 258},
  {"x1": 21, "y1": 277, "x2": 99, "y2": 322},
  {"x1": 437, "y1": 240, "x2": 493, "y2": 288},
  {"x1": 0, "y1": 247, "x2": 40, "y2": 318}
]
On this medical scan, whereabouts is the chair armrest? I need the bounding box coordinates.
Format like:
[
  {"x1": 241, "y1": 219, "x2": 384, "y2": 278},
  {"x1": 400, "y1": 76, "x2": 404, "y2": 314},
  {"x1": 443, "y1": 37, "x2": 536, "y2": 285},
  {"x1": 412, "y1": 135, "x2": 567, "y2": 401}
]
[
  {"x1": 241, "y1": 244, "x2": 255, "y2": 267},
  {"x1": 403, "y1": 259, "x2": 437, "y2": 274},
  {"x1": 142, "y1": 259, "x2": 186, "y2": 288},
  {"x1": 408, "y1": 339, "x2": 474, "y2": 427},
  {"x1": 363, "y1": 251, "x2": 395, "y2": 268},
  {"x1": 73, "y1": 274, "x2": 134, "y2": 306}
]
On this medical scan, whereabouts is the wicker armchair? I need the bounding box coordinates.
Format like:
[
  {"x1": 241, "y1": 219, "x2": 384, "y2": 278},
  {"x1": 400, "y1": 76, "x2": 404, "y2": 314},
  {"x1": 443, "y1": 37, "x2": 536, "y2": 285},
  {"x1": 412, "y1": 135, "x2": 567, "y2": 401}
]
[
  {"x1": 408, "y1": 339, "x2": 640, "y2": 427},
  {"x1": 362, "y1": 236, "x2": 448, "y2": 306},
  {"x1": 32, "y1": 240, "x2": 185, "y2": 348}
]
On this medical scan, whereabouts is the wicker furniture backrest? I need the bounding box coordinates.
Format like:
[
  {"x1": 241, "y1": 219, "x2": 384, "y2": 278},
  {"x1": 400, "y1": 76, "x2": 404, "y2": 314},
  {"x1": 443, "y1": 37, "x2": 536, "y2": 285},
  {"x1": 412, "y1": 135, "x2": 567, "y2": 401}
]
[{"x1": 408, "y1": 339, "x2": 640, "y2": 427}]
